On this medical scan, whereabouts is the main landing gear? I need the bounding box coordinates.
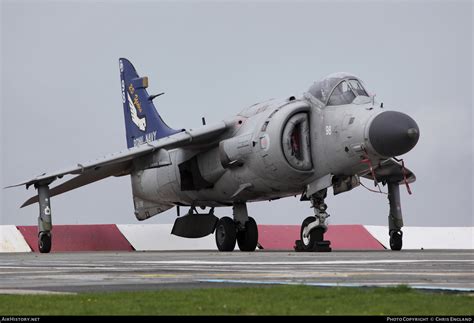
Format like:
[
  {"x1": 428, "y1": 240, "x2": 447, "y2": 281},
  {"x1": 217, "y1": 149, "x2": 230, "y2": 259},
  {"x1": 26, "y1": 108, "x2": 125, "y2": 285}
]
[
  {"x1": 215, "y1": 202, "x2": 258, "y2": 252},
  {"x1": 295, "y1": 189, "x2": 332, "y2": 252}
]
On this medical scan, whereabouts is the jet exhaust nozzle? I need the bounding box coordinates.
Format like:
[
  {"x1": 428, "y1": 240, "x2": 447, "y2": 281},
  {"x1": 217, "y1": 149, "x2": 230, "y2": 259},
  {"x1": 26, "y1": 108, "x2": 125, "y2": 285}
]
[{"x1": 368, "y1": 111, "x2": 419, "y2": 157}]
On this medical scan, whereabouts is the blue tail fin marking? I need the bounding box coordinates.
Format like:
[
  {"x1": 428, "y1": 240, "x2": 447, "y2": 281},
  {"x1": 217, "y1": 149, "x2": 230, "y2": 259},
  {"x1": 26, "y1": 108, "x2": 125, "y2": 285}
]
[{"x1": 119, "y1": 58, "x2": 182, "y2": 148}]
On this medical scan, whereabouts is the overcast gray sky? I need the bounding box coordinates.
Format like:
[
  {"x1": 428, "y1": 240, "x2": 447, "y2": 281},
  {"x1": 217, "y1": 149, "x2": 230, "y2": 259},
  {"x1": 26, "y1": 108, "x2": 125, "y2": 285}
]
[{"x1": 1, "y1": 0, "x2": 472, "y2": 228}]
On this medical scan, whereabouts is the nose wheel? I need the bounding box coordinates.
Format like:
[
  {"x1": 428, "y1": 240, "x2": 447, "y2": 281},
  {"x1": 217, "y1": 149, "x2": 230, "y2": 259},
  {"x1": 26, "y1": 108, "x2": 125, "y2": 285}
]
[
  {"x1": 296, "y1": 216, "x2": 331, "y2": 252},
  {"x1": 295, "y1": 190, "x2": 332, "y2": 252},
  {"x1": 300, "y1": 217, "x2": 323, "y2": 250}
]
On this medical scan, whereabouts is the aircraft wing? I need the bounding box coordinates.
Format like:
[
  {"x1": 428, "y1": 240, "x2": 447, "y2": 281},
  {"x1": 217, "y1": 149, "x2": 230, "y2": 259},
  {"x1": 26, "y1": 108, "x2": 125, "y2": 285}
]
[
  {"x1": 362, "y1": 158, "x2": 416, "y2": 184},
  {"x1": 7, "y1": 122, "x2": 228, "y2": 208}
]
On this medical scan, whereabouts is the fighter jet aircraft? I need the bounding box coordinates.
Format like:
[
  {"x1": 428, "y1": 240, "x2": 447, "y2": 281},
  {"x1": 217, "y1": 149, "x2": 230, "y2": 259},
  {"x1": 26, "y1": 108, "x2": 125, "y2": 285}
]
[{"x1": 8, "y1": 58, "x2": 419, "y2": 253}]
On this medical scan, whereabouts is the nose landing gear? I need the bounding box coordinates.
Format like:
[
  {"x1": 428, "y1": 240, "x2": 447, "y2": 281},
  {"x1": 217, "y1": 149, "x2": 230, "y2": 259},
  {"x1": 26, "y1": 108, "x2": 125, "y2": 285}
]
[{"x1": 295, "y1": 189, "x2": 332, "y2": 252}]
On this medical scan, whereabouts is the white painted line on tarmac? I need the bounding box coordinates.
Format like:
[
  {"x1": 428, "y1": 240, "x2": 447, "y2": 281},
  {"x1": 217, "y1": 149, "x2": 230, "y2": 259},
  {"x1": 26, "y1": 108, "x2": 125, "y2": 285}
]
[{"x1": 123, "y1": 259, "x2": 473, "y2": 266}]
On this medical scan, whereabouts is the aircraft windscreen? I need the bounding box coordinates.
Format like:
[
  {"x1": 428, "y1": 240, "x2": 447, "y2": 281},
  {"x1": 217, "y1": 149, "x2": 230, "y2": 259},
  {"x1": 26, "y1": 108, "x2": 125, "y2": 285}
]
[
  {"x1": 308, "y1": 73, "x2": 368, "y2": 106},
  {"x1": 348, "y1": 79, "x2": 368, "y2": 97},
  {"x1": 327, "y1": 80, "x2": 356, "y2": 106}
]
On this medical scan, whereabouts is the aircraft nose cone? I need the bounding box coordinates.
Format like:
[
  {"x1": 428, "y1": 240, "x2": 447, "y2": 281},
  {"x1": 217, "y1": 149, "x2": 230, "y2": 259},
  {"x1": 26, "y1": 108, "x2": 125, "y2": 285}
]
[{"x1": 368, "y1": 111, "x2": 420, "y2": 157}]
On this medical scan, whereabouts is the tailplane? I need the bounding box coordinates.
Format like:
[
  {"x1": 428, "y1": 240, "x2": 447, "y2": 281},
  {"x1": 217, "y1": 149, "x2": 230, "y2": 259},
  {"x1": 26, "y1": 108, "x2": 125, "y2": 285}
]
[{"x1": 119, "y1": 58, "x2": 181, "y2": 148}]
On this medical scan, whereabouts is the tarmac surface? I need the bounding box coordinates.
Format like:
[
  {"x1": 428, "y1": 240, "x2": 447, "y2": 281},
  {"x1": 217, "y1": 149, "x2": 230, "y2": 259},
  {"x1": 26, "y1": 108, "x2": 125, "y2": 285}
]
[{"x1": 0, "y1": 250, "x2": 473, "y2": 294}]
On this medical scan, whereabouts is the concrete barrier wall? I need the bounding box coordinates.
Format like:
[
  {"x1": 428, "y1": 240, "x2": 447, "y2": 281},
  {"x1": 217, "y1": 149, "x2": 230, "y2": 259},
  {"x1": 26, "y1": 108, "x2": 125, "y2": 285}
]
[
  {"x1": 117, "y1": 224, "x2": 216, "y2": 250},
  {"x1": 2, "y1": 224, "x2": 472, "y2": 252},
  {"x1": 365, "y1": 226, "x2": 474, "y2": 250},
  {"x1": 118, "y1": 224, "x2": 385, "y2": 251},
  {"x1": 0, "y1": 225, "x2": 31, "y2": 252},
  {"x1": 17, "y1": 225, "x2": 134, "y2": 252},
  {"x1": 118, "y1": 224, "x2": 384, "y2": 251}
]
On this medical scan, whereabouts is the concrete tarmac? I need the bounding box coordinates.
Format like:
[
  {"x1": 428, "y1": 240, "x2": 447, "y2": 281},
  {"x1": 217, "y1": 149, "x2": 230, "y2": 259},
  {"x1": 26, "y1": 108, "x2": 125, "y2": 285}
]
[{"x1": 0, "y1": 250, "x2": 472, "y2": 294}]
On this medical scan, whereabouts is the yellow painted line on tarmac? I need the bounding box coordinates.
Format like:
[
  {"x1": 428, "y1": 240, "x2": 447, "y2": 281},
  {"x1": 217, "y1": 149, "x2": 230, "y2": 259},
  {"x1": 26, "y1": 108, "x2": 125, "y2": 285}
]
[
  {"x1": 138, "y1": 272, "x2": 350, "y2": 279},
  {"x1": 140, "y1": 274, "x2": 182, "y2": 278},
  {"x1": 138, "y1": 271, "x2": 473, "y2": 280},
  {"x1": 341, "y1": 272, "x2": 474, "y2": 277}
]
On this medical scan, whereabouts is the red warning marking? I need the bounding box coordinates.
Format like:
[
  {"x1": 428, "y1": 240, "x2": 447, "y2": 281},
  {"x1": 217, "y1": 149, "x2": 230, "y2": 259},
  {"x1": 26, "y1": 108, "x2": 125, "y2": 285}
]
[
  {"x1": 258, "y1": 224, "x2": 385, "y2": 250},
  {"x1": 17, "y1": 225, "x2": 134, "y2": 252}
]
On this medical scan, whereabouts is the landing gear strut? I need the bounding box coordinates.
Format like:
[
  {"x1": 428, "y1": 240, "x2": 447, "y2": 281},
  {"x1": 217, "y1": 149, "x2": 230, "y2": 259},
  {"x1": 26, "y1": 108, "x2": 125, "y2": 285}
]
[
  {"x1": 295, "y1": 189, "x2": 332, "y2": 252},
  {"x1": 35, "y1": 182, "x2": 53, "y2": 253},
  {"x1": 388, "y1": 182, "x2": 403, "y2": 251},
  {"x1": 214, "y1": 202, "x2": 258, "y2": 252}
]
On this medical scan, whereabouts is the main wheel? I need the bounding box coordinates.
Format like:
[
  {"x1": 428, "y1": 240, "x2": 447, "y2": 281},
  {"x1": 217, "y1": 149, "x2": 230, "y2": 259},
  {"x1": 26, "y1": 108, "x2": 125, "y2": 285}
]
[
  {"x1": 300, "y1": 216, "x2": 323, "y2": 251},
  {"x1": 215, "y1": 217, "x2": 237, "y2": 251},
  {"x1": 237, "y1": 217, "x2": 258, "y2": 252},
  {"x1": 390, "y1": 231, "x2": 403, "y2": 251},
  {"x1": 38, "y1": 233, "x2": 52, "y2": 253}
]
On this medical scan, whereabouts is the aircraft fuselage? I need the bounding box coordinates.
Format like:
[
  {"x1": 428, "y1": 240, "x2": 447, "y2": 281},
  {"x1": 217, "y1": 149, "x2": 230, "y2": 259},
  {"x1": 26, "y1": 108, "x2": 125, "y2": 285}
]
[{"x1": 131, "y1": 94, "x2": 394, "y2": 220}]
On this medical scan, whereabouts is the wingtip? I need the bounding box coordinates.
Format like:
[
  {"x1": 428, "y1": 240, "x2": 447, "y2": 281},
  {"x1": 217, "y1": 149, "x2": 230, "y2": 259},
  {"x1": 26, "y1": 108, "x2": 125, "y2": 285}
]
[
  {"x1": 4, "y1": 183, "x2": 25, "y2": 189},
  {"x1": 4, "y1": 179, "x2": 35, "y2": 189}
]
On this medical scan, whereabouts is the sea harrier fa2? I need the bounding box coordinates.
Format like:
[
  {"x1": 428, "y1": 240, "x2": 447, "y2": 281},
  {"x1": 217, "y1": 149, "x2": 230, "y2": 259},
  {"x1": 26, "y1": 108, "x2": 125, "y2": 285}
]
[{"x1": 8, "y1": 59, "x2": 420, "y2": 253}]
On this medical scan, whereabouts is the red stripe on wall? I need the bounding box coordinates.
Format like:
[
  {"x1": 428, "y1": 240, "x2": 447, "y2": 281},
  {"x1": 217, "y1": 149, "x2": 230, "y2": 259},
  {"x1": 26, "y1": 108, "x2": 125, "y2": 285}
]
[
  {"x1": 258, "y1": 224, "x2": 384, "y2": 250},
  {"x1": 17, "y1": 225, "x2": 134, "y2": 252}
]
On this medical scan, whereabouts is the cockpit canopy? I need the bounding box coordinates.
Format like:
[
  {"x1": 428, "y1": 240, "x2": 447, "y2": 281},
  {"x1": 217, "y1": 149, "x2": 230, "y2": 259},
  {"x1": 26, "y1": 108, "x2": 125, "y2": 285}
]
[{"x1": 308, "y1": 72, "x2": 369, "y2": 106}]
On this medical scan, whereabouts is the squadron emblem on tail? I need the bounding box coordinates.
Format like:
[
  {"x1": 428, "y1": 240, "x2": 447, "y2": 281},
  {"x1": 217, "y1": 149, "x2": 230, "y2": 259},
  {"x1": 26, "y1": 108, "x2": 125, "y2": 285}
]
[{"x1": 127, "y1": 92, "x2": 146, "y2": 131}]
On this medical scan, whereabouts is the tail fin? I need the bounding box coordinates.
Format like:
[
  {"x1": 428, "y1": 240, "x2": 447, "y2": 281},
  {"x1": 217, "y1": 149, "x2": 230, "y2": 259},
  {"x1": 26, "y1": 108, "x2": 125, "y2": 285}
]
[{"x1": 119, "y1": 58, "x2": 181, "y2": 148}]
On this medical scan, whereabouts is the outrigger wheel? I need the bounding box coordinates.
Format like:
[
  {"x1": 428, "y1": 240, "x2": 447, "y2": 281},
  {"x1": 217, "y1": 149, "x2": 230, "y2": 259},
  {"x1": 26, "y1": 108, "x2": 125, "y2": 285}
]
[
  {"x1": 389, "y1": 230, "x2": 403, "y2": 251},
  {"x1": 38, "y1": 232, "x2": 52, "y2": 253}
]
